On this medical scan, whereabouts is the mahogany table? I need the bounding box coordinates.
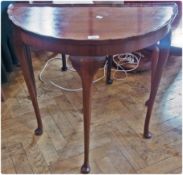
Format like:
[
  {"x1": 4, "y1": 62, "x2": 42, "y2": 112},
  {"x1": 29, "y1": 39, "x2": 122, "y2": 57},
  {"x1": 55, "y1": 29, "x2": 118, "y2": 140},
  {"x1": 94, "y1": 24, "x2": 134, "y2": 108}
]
[{"x1": 8, "y1": 2, "x2": 178, "y2": 173}]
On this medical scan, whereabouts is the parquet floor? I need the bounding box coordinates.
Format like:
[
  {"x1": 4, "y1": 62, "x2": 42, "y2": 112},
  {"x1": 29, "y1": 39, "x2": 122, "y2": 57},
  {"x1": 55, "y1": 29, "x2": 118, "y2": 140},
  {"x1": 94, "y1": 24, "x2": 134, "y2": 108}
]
[{"x1": 1, "y1": 52, "x2": 182, "y2": 174}]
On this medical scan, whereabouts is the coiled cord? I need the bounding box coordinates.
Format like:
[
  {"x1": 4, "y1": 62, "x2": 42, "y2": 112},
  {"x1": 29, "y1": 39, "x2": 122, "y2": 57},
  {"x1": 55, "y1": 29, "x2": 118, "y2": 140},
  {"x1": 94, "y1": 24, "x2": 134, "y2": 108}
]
[
  {"x1": 112, "y1": 52, "x2": 144, "y2": 80},
  {"x1": 39, "y1": 52, "x2": 143, "y2": 92}
]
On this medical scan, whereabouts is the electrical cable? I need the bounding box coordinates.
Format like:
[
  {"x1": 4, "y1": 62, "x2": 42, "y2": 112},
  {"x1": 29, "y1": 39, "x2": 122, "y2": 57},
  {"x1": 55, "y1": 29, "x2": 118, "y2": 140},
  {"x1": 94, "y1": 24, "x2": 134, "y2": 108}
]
[
  {"x1": 112, "y1": 52, "x2": 144, "y2": 80},
  {"x1": 39, "y1": 52, "x2": 143, "y2": 92},
  {"x1": 39, "y1": 55, "x2": 107, "y2": 92}
]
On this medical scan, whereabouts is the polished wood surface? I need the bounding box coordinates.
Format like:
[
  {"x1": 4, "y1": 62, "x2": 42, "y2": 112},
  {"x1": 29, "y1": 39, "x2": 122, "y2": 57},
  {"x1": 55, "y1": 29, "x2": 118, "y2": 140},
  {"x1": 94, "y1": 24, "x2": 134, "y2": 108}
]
[
  {"x1": 124, "y1": 1, "x2": 182, "y2": 55},
  {"x1": 70, "y1": 56, "x2": 106, "y2": 173},
  {"x1": 8, "y1": 3, "x2": 177, "y2": 40},
  {"x1": 8, "y1": 3, "x2": 177, "y2": 56},
  {"x1": 1, "y1": 52, "x2": 182, "y2": 173},
  {"x1": 144, "y1": 34, "x2": 171, "y2": 138},
  {"x1": 7, "y1": 2, "x2": 178, "y2": 173}
]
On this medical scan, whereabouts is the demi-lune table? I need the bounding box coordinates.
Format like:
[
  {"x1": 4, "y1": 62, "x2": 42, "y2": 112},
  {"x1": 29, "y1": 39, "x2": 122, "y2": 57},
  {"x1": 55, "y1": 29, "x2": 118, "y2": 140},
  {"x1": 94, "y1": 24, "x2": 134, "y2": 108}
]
[{"x1": 8, "y1": 2, "x2": 177, "y2": 173}]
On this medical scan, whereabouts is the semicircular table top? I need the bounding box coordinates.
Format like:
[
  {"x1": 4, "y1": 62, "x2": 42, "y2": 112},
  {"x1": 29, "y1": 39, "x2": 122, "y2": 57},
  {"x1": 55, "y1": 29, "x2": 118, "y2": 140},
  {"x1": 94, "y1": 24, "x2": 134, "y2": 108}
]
[{"x1": 8, "y1": 3, "x2": 178, "y2": 41}]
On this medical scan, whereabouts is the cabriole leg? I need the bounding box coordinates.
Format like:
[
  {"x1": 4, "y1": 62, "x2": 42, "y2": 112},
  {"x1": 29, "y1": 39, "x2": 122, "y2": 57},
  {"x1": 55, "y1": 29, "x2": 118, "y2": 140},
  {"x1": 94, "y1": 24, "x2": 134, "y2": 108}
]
[
  {"x1": 144, "y1": 33, "x2": 171, "y2": 139},
  {"x1": 61, "y1": 53, "x2": 67, "y2": 71},
  {"x1": 70, "y1": 56, "x2": 105, "y2": 173},
  {"x1": 106, "y1": 55, "x2": 113, "y2": 84},
  {"x1": 14, "y1": 35, "x2": 43, "y2": 135}
]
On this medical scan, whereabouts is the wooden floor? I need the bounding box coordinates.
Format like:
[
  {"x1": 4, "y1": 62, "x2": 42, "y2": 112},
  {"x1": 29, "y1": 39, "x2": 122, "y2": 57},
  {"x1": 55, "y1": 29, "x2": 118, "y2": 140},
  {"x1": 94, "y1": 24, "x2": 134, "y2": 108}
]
[{"x1": 1, "y1": 52, "x2": 182, "y2": 174}]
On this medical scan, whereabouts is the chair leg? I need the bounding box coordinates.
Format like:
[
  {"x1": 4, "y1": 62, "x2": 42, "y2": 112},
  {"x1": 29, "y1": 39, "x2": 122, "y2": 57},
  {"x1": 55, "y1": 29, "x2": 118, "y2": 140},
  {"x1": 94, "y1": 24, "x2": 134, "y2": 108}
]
[{"x1": 106, "y1": 55, "x2": 113, "y2": 84}]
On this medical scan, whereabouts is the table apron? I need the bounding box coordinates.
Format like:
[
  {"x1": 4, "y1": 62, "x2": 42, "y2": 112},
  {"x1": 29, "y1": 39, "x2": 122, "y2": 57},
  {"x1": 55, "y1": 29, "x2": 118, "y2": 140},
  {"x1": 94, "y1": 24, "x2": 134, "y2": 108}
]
[{"x1": 16, "y1": 24, "x2": 171, "y2": 56}]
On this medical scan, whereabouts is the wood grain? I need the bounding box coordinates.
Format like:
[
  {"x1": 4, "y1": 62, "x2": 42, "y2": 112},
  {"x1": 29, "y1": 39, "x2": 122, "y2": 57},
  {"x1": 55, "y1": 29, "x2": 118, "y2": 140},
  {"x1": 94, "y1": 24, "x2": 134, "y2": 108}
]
[{"x1": 1, "y1": 52, "x2": 181, "y2": 174}]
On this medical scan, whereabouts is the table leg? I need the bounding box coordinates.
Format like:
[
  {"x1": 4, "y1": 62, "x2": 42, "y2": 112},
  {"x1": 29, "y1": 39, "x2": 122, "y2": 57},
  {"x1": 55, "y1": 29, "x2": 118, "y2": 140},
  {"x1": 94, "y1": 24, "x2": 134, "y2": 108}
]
[
  {"x1": 70, "y1": 56, "x2": 105, "y2": 174},
  {"x1": 144, "y1": 33, "x2": 171, "y2": 139},
  {"x1": 15, "y1": 42, "x2": 43, "y2": 136},
  {"x1": 25, "y1": 46, "x2": 37, "y2": 97},
  {"x1": 106, "y1": 55, "x2": 113, "y2": 84},
  {"x1": 61, "y1": 53, "x2": 67, "y2": 71},
  {"x1": 1, "y1": 88, "x2": 5, "y2": 102},
  {"x1": 145, "y1": 45, "x2": 159, "y2": 106}
]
